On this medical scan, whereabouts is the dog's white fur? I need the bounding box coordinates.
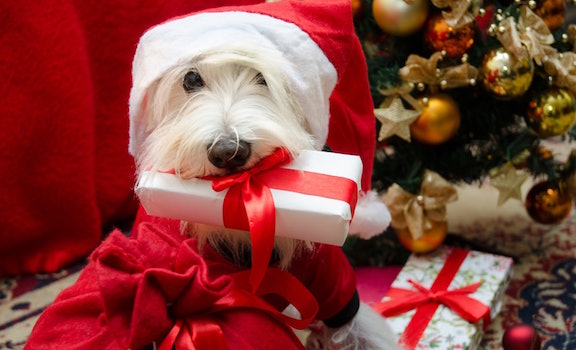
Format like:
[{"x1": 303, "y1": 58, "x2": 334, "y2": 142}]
[
  {"x1": 137, "y1": 46, "x2": 317, "y2": 179},
  {"x1": 135, "y1": 44, "x2": 399, "y2": 349}
]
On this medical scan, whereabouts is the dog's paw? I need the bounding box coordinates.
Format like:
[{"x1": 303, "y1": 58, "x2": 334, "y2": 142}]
[
  {"x1": 304, "y1": 321, "x2": 339, "y2": 350},
  {"x1": 324, "y1": 303, "x2": 401, "y2": 350}
]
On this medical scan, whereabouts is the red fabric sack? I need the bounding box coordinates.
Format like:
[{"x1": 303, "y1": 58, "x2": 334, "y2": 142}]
[
  {"x1": 25, "y1": 215, "x2": 357, "y2": 349},
  {"x1": 0, "y1": 0, "x2": 262, "y2": 276}
]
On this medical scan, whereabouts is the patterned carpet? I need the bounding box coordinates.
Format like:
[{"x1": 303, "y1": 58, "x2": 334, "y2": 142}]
[
  {"x1": 447, "y1": 182, "x2": 576, "y2": 349},
  {"x1": 0, "y1": 262, "x2": 85, "y2": 349},
  {"x1": 1, "y1": 181, "x2": 575, "y2": 349}
]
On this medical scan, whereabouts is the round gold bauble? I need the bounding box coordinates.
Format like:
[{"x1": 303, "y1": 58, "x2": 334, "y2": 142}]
[
  {"x1": 395, "y1": 220, "x2": 447, "y2": 253},
  {"x1": 534, "y1": 0, "x2": 566, "y2": 32},
  {"x1": 423, "y1": 12, "x2": 475, "y2": 58},
  {"x1": 410, "y1": 93, "x2": 461, "y2": 145},
  {"x1": 372, "y1": 0, "x2": 429, "y2": 36},
  {"x1": 524, "y1": 87, "x2": 576, "y2": 138},
  {"x1": 479, "y1": 47, "x2": 534, "y2": 100},
  {"x1": 525, "y1": 181, "x2": 572, "y2": 225}
]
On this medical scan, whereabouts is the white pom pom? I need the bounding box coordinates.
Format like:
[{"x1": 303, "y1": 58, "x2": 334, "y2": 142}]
[{"x1": 349, "y1": 190, "x2": 391, "y2": 239}]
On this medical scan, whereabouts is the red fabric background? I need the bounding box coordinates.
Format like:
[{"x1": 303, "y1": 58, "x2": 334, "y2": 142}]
[{"x1": 0, "y1": 0, "x2": 262, "y2": 276}]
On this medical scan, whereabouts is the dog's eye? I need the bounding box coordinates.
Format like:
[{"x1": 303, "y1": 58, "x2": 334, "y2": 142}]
[
  {"x1": 255, "y1": 73, "x2": 267, "y2": 86},
  {"x1": 183, "y1": 71, "x2": 204, "y2": 92}
]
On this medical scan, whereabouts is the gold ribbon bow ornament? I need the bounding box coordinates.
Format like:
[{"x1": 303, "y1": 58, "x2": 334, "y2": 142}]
[
  {"x1": 399, "y1": 52, "x2": 478, "y2": 92},
  {"x1": 567, "y1": 24, "x2": 576, "y2": 52},
  {"x1": 496, "y1": 6, "x2": 555, "y2": 65},
  {"x1": 542, "y1": 51, "x2": 576, "y2": 96},
  {"x1": 430, "y1": 0, "x2": 477, "y2": 29},
  {"x1": 383, "y1": 170, "x2": 458, "y2": 240}
]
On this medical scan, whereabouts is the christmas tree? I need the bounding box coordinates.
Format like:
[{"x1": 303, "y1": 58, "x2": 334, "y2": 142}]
[{"x1": 345, "y1": 0, "x2": 576, "y2": 265}]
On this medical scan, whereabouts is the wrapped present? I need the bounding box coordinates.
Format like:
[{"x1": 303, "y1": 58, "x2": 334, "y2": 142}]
[
  {"x1": 374, "y1": 246, "x2": 513, "y2": 350},
  {"x1": 136, "y1": 149, "x2": 362, "y2": 246}
]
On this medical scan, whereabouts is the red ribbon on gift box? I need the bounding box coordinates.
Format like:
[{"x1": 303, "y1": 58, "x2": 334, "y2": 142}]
[
  {"x1": 374, "y1": 248, "x2": 491, "y2": 350},
  {"x1": 208, "y1": 148, "x2": 359, "y2": 292}
]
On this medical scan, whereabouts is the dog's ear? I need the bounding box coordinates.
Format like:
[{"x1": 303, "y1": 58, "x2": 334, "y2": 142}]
[
  {"x1": 139, "y1": 81, "x2": 168, "y2": 135},
  {"x1": 129, "y1": 91, "x2": 148, "y2": 159},
  {"x1": 130, "y1": 89, "x2": 159, "y2": 159},
  {"x1": 140, "y1": 89, "x2": 162, "y2": 132}
]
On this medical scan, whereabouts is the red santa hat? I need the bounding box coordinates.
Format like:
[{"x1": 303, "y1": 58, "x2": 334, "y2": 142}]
[{"x1": 128, "y1": 0, "x2": 390, "y2": 238}]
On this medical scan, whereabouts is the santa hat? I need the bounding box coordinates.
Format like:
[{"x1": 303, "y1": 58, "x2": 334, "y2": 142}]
[{"x1": 128, "y1": 0, "x2": 390, "y2": 238}]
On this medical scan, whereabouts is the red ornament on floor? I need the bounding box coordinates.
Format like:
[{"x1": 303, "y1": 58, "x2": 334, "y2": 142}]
[{"x1": 502, "y1": 324, "x2": 542, "y2": 350}]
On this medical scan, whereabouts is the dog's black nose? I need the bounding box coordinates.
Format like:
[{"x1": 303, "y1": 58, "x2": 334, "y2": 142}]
[{"x1": 208, "y1": 139, "x2": 251, "y2": 169}]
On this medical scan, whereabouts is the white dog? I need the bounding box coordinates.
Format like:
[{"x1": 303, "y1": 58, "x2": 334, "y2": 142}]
[{"x1": 128, "y1": 1, "x2": 398, "y2": 349}]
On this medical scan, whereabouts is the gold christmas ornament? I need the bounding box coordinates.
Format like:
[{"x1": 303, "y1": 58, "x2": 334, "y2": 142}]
[
  {"x1": 399, "y1": 52, "x2": 478, "y2": 91},
  {"x1": 490, "y1": 163, "x2": 530, "y2": 206},
  {"x1": 410, "y1": 93, "x2": 461, "y2": 145},
  {"x1": 383, "y1": 169, "x2": 457, "y2": 244},
  {"x1": 542, "y1": 52, "x2": 576, "y2": 97},
  {"x1": 496, "y1": 7, "x2": 555, "y2": 66},
  {"x1": 479, "y1": 46, "x2": 534, "y2": 100},
  {"x1": 568, "y1": 24, "x2": 576, "y2": 52},
  {"x1": 533, "y1": 0, "x2": 566, "y2": 32},
  {"x1": 525, "y1": 180, "x2": 572, "y2": 225},
  {"x1": 424, "y1": 12, "x2": 475, "y2": 59},
  {"x1": 375, "y1": 95, "x2": 421, "y2": 142},
  {"x1": 430, "y1": 0, "x2": 479, "y2": 29},
  {"x1": 372, "y1": 0, "x2": 429, "y2": 36},
  {"x1": 395, "y1": 220, "x2": 447, "y2": 253},
  {"x1": 524, "y1": 87, "x2": 576, "y2": 138}
]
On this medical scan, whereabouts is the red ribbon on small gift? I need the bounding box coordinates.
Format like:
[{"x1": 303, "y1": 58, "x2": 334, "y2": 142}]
[
  {"x1": 373, "y1": 248, "x2": 491, "y2": 350},
  {"x1": 208, "y1": 148, "x2": 359, "y2": 292}
]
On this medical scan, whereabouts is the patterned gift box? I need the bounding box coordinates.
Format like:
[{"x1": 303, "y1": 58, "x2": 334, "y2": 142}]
[{"x1": 376, "y1": 246, "x2": 513, "y2": 350}]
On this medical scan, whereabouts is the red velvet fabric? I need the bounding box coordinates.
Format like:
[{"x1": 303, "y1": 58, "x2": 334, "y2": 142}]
[
  {"x1": 25, "y1": 214, "x2": 357, "y2": 349},
  {"x1": 0, "y1": 0, "x2": 262, "y2": 276}
]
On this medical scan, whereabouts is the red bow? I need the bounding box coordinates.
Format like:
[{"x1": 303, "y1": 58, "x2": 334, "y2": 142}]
[
  {"x1": 208, "y1": 148, "x2": 293, "y2": 292},
  {"x1": 95, "y1": 225, "x2": 318, "y2": 350},
  {"x1": 208, "y1": 148, "x2": 359, "y2": 292},
  {"x1": 158, "y1": 269, "x2": 319, "y2": 350},
  {"x1": 373, "y1": 248, "x2": 491, "y2": 349}
]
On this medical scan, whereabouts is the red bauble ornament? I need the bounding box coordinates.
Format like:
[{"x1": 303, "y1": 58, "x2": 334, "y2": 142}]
[
  {"x1": 502, "y1": 324, "x2": 542, "y2": 350},
  {"x1": 525, "y1": 181, "x2": 572, "y2": 225},
  {"x1": 534, "y1": 0, "x2": 566, "y2": 32},
  {"x1": 424, "y1": 12, "x2": 475, "y2": 59}
]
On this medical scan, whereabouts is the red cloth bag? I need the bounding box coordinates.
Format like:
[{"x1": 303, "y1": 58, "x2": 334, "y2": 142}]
[
  {"x1": 25, "y1": 217, "x2": 356, "y2": 349},
  {"x1": 0, "y1": 0, "x2": 262, "y2": 276}
]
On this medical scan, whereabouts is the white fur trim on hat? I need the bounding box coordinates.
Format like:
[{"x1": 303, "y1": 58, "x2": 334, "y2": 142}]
[{"x1": 129, "y1": 11, "x2": 337, "y2": 156}]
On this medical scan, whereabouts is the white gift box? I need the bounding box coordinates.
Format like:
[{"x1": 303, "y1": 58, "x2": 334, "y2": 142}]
[{"x1": 136, "y1": 150, "x2": 363, "y2": 246}]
